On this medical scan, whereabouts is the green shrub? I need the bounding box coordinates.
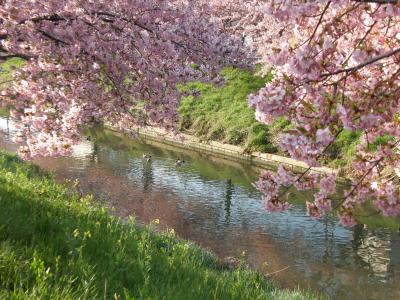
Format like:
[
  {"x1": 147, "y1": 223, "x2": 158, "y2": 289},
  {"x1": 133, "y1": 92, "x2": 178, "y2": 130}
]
[
  {"x1": 323, "y1": 130, "x2": 361, "y2": 168},
  {"x1": 245, "y1": 123, "x2": 277, "y2": 153},
  {"x1": 179, "y1": 67, "x2": 281, "y2": 152}
]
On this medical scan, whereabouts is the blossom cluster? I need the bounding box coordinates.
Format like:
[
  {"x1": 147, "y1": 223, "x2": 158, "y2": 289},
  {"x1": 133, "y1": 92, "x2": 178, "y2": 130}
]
[
  {"x1": 252, "y1": 0, "x2": 400, "y2": 224},
  {"x1": 212, "y1": 0, "x2": 400, "y2": 225},
  {"x1": 0, "y1": 0, "x2": 248, "y2": 159}
]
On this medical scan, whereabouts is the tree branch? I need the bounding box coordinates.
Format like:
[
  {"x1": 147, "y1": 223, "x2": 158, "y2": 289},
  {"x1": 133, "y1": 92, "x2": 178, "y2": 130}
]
[
  {"x1": 37, "y1": 29, "x2": 69, "y2": 45},
  {"x1": 322, "y1": 47, "x2": 400, "y2": 77},
  {"x1": 19, "y1": 14, "x2": 66, "y2": 25},
  {"x1": 308, "y1": 1, "x2": 331, "y2": 44},
  {"x1": 334, "y1": 139, "x2": 400, "y2": 209},
  {"x1": 342, "y1": 21, "x2": 377, "y2": 66},
  {"x1": 0, "y1": 44, "x2": 31, "y2": 60},
  {"x1": 353, "y1": 0, "x2": 398, "y2": 4},
  {"x1": 0, "y1": 53, "x2": 30, "y2": 60}
]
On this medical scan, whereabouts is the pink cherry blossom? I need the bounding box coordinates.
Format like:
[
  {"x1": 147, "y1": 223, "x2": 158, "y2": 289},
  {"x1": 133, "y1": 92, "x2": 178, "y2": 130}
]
[
  {"x1": 339, "y1": 213, "x2": 357, "y2": 227},
  {"x1": 264, "y1": 197, "x2": 291, "y2": 213},
  {"x1": 215, "y1": 0, "x2": 400, "y2": 226},
  {"x1": 306, "y1": 201, "x2": 323, "y2": 219},
  {"x1": 276, "y1": 165, "x2": 295, "y2": 187},
  {"x1": 1, "y1": 0, "x2": 249, "y2": 159},
  {"x1": 319, "y1": 174, "x2": 337, "y2": 196}
]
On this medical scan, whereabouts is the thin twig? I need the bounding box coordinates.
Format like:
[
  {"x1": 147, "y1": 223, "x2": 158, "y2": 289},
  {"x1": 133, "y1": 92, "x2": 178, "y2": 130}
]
[
  {"x1": 353, "y1": 0, "x2": 397, "y2": 4},
  {"x1": 277, "y1": 128, "x2": 344, "y2": 198},
  {"x1": 308, "y1": 1, "x2": 331, "y2": 45},
  {"x1": 265, "y1": 266, "x2": 290, "y2": 277},
  {"x1": 322, "y1": 47, "x2": 400, "y2": 77}
]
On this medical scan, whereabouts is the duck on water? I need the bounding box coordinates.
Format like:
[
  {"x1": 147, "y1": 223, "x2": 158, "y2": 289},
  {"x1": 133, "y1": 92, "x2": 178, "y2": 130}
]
[
  {"x1": 142, "y1": 154, "x2": 152, "y2": 162},
  {"x1": 175, "y1": 159, "x2": 185, "y2": 166}
]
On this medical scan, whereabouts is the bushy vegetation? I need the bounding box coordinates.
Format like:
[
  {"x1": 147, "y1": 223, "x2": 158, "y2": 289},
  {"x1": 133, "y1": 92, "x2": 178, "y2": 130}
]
[
  {"x1": 179, "y1": 67, "x2": 362, "y2": 169},
  {"x1": 179, "y1": 68, "x2": 290, "y2": 153},
  {"x1": 322, "y1": 130, "x2": 361, "y2": 170},
  {"x1": 0, "y1": 151, "x2": 319, "y2": 299}
]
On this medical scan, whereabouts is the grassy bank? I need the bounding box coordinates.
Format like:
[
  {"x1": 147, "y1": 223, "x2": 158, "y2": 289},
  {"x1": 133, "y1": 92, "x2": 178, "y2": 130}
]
[
  {"x1": 0, "y1": 151, "x2": 318, "y2": 299},
  {"x1": 179, "y1": 68, "x2": 290, "y2": 154},
  {"x1": 179, "y1": 68, "x2": 360, "y2": 170},
  {"x1": 0, "y1": 57, "x2": 25, "y2": 84}
]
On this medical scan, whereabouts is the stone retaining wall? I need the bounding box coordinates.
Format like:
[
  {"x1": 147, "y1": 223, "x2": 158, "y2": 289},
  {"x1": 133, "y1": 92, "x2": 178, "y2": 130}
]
[{"x1": 106, "y1": 124, "x2": 340, "y2": 178}]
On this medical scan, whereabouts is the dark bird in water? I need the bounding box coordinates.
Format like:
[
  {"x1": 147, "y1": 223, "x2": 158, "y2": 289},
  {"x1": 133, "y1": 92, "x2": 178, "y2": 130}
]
[
  {"x1": 142, "y1": 154, "x2": 152, "y2": 162},
  {"x1": 176, "y1": 158, "x2": 186, "y2": 166}
]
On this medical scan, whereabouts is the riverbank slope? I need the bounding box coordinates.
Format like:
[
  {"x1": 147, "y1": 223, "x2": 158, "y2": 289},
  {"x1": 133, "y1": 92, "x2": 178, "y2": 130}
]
[
  {"x1": 179, "y1": 67, "x2": 360, "y2": 172},
  {"x1": 0, "y1": 151, "x2": 318, "y2": 299}
]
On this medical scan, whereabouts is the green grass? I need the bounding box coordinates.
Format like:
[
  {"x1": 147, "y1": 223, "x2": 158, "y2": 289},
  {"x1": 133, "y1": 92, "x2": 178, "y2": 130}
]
[
  {"x1": 322, "y1": 130, "x2": 397, "y2": 171},
  {"x1": 179, "y1": 68, "x2": 290, "y2": 153},
  {"x1": 179, "y1": 68, "x2": 363, "y2": 168},
  {"x1": 321, "y1": 130, "x2": 361, "y2": 170},
  {"x1": 0, "y1": 57, "x2": 25, "y2": 85},
  {"x1": 0, "y1": 151, "x2": 319, "y2": 299}
]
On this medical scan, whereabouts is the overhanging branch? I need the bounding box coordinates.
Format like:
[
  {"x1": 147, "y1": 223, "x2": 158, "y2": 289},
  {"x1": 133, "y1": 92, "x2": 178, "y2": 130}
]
[
  {"x1": 322, "y1": 47, "x2": 400, "y2": 77},
  {"x1": 0, "y1": 53, "x2": 30, "y2": 60},
  {"x1": 353, "y1": 0, "x2": 398, "y2": 4}
]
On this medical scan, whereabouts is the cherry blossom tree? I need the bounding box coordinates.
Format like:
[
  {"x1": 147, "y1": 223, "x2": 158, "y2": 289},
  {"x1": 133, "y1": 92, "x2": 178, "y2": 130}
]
[
  {"x1": 222, "y1": 0, "x2": 400, "y2": 226},
  {"x1": 0, "y1": 0, "x2": 248, "y2": 159},
  {"x1": 2, "y1": 0, "x2": 400, "y2": 226}
]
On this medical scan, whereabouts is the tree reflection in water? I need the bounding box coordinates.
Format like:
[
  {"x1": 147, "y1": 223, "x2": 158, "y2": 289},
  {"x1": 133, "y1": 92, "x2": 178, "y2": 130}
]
[
  {"x1": 142, "y1": 159, "x2": 154, "y2": 193},
  {"x1": 225, "y1": 178, "x2": 234, "y2": 223}
]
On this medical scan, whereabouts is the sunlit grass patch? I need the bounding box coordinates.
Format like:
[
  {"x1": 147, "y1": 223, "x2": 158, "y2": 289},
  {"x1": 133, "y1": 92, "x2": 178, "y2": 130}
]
[
  {"x1": 179, "y1": 67, "x2": 289, "y2": 154},
  {"x1": 0, "y1": 57, "x2": 25, "y2": 86}
]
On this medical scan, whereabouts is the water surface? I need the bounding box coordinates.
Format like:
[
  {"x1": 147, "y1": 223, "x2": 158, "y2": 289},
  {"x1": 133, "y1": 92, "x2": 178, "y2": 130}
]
[{"x1": 0, "y1": 117, "x2": 399, "y2": 300}]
